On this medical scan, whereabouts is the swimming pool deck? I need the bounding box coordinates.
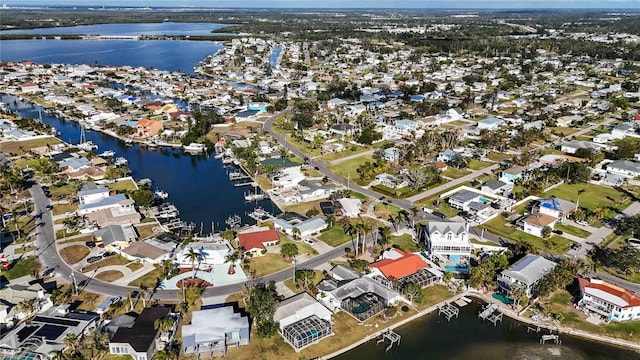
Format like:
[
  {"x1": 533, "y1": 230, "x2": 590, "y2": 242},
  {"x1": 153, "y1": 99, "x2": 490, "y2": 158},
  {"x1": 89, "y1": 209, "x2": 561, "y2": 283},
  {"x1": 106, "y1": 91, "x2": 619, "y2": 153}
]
[{"x1": 160, "y1": 263, "x2": 247, "y2": 290}]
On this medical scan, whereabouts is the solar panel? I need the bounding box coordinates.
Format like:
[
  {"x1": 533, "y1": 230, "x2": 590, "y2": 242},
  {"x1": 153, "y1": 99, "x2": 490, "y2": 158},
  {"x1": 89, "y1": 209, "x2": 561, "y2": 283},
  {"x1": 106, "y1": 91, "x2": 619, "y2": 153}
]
[
  {"x1": 34, "y1": 324, "x2": 66, "y2": 340},
  {"x1": 16, "y1": 325, "x2": 38, "y2": 342},
  {"x1": 32, "y1": 316, "x2": 80, "y2": 327}
]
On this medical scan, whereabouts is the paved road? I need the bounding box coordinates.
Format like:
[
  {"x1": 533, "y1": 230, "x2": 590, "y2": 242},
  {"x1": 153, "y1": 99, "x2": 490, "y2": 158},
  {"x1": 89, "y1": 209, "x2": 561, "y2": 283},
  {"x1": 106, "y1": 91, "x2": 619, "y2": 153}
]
[{"x1": 30, "y1": 182, "x2": 356, "y2": 300}]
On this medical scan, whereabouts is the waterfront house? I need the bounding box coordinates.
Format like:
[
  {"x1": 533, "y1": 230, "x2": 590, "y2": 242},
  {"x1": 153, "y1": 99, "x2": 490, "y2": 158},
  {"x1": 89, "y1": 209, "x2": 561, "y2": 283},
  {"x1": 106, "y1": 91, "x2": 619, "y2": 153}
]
[
  {"x1": 315, "y1": 276, "x2": 403, "y2": 321},
  {"x1": 85, "y1": 206, "x2": 142, "y2": 227},
  {"x1": 78, "y1": 182, "x2": 110, "y2": 205},
  {"x1": 93, "y1": 224, "x2": 138, "y2": 251},
  {"x1": 136, "y1": 118, "x2": 163, "y2": 138},
  {"x1": 425, "y1": 221, "x2": 472, "y2": 264},
  {"x1": 182, "y1": 306, "x2": 250, "y2": 356},
  {"x1": 175, "y1": 240, "x2": 235, "y2": 267},
  {"x1": 369, "y1": 249, "x2": 438, "y2": 287},
  {"x1": 270, "y1": 167, "x2": 306, "y2": 189},
  {"x1": 57, "y1": 157, "x2": 92, "y2": 173},
  {"x1": 497, "y1": 254, "x2": 557, "y2": 298},
  {"x1": 448, "y1": 190, "x2": 482, "y2": 212},
  {"x1": 274, "y1": 292, "x2": 333, "y2": 351},
  {"x1": 606, "y1": 160, "x2": 640, "y2": 178},
  {"x1": 77, "y1": 194, "x2": 133, "y2": 215},
  {"x1": 577, "y1": 278, "x2": 640, "y2": 322},
  {"x1": 109, "y1": 307, "x2": 177, "y2": 360},
  {"x1": 0, "y1": 305, "x2": 98, "y2": 359},
  {"x1": 237, "y1": 227, "x2": 280, "y2": 256}
]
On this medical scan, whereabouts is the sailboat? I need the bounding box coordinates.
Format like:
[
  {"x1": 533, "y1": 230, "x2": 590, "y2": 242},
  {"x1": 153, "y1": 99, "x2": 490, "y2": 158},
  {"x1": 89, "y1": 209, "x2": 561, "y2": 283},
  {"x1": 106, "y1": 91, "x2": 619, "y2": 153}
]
[{"x1": 77, "y1": 125, "x2": 98, "y2": 152}]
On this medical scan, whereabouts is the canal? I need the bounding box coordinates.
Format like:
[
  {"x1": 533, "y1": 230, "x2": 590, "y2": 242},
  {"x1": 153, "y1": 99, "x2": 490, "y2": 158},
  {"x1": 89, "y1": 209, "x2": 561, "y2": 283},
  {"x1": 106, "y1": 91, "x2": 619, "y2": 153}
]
[{"x1": 1, "y1": 93, "x2": 278, "y2": 230}]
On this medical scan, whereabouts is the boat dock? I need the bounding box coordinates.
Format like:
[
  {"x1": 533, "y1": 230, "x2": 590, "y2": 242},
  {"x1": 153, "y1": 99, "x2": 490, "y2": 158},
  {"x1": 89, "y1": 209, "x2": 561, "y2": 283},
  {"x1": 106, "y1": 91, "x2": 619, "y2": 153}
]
[
  {"x1": 247, "y1": 207, "x2": 276, "y2": 222},
  {"x1": 229, "y1": 171, "x2": 251, "y2": 181},
  {"x1": 540, "y1": 334, "x2": 562, "y2": 345},
  {"x1": 478, "y1": 303, "x2": 503, "y2": 326},
  {"x1": 376, "y1": 329, "x2": 401, "y2": 353},
  {"x1": 438, "y1": 302, "x2": 459, "y2": 321}
]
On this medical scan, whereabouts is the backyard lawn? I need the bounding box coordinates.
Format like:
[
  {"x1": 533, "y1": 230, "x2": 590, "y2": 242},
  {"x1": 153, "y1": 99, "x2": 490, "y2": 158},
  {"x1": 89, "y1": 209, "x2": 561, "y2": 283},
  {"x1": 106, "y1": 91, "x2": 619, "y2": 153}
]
[
  {"x1": 327, "y1": 155, "x2": 373, "y2": 185},
  {"x1": 106, "y1": 178, "x2": 138, "y2": 192},
  {"x1": 482, "y1": 216, "x2": 575, "y2": 253},
  {"x1": 48, "y1": 183, "x2": 78, "y2": 198},
  {"x1": 544, "y1": 183, "x2": 633, "y2": 212},
  {"x1": 250, "y1": 254, "x2": 290, "y2": 277},
  {"x1": 555, "y1": 223, "x2": 592, "y2": 238},
  {"x1": 135, "y1": 223, "x2": 158, "y2": 240}
]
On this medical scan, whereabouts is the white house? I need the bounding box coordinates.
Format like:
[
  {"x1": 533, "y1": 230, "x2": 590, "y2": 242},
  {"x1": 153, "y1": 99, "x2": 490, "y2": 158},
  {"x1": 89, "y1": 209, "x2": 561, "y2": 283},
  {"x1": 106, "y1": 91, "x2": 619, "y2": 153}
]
[
  {"x1": 497, "y1": 254, "x2": 557, "y2": 298},
  {"x1": 521, "y1": 213, "x2": 557, "y2": 237},
  {"x1": 578, "y1": 278, "x2": 640, "y2": 322},
  {"x1": 78, "y1": 182, "x2": 111, "y2": 205},
  {"x1": 534, "y1": 197, "x2": 576, "y2": 220},
  {"x1": 448, "y1": 190, "x2": 482, "y2": 212},
  {"x1": 273, "y1": 217, "x2": 327, "y2": 238},
  {"x1": 477, "y1": 117, "x2": 505, "y2": 131},
  {"x1": 561, "y1": 140, "x2": 601, "y2": 155},
  {"x1": 270, "y1": 167, "x2": 306, "y2": 189},
  {"x1": 337, "y1": 198, "x2": 362, "y2": 218},
  {"x1": 606, "y1": 160, "x2": 640, "y2": 178},
  {"x1": 425, "y1": 222, "x2": 472, "y2": 263},
  {"x1": 611, "y1": 122, "x2": 638, "y2": 140},
  {"x1": 375, "y1": 173, "x2": 408, "y2": 189}
]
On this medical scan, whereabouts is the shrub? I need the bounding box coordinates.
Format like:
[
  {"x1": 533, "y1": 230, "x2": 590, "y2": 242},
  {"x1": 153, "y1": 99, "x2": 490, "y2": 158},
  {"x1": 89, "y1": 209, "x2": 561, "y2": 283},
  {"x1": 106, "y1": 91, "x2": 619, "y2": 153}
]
[
  {"x1": 261, "y1": 249, "x2": 267, "y2": 255},
  {"x1": 385, "y1": 306, "x2": 397, "y2": 318},
  {"x1": 401, "y1": 305, "x2": 409, "y2": 312}
]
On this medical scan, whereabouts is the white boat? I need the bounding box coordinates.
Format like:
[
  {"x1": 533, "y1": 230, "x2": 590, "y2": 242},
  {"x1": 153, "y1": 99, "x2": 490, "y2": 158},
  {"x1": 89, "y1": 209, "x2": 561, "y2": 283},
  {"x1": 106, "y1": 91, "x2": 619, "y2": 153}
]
[
  {"x1": 183, "y1": 143, "x2": 207, "y2": 153},
  {"x1": 98, "y1": 150, "x2": 115, "y2": 158},
  {"x1": 77, "y1": 126, "x2": 98, "y2": 151},
  {"x1": 124, "y1": 138, "x2": 134, "y2": 146},
  {"x1": 147, "y1": 141, "x2": 158, "y2": 149},
  {"x1": 154, "y1": 189, "x2": 169, "y2": 200},
  {"x1": 214, "y1": 152, "x2": 225, "y2": 159},
  {"x1": 114, "y1": 157, "x2": 128, "y2": 166}
]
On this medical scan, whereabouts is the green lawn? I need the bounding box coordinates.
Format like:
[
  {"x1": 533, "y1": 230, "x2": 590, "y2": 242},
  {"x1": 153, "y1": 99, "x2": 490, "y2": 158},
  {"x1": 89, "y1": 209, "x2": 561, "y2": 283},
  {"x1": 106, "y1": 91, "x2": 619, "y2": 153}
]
[
  {"x1": 278, "y1": 232, "x2": 317, "y2": 257},
  {"x1": 106, "y1": 178, "x2": 138, "y2": 192},
  {"x1": 327, "y1": 155, "x2": 373, "y2": 185},
  {"x1": 555, "y1": 223, "x2": 592, "y2": 238},
  {"x1": 482, "y1": 216, "x2": 575, "y2": 253},
  {"x1": 373, "y1": 203, "x2": 401, "y2": 220},
  {"x1": 250, "y1": 254, "x2": 290, "y2": 277},
  {"x1": 0, "y1": 137, "x2": 61, "y2": 155},
  {"x1": 48, "y1": 183, "x2": 78, "y2": 198},
  {"x1": 284, "y1": 270, "x2": 325, "y2": 293},
  {"x1": 52, "y1": 202, "x2": 77, "y2": 216},
  {"x1": 2, "y1": 256, "x2": 41, "y2": 280},
  {"x1": 550, "y1": 127, "x2": 580, "y2": 137},
  {"x1": 128, "y1": 267, "x2": 163, "y2": 288},
  {"x1": 442, "y1": 167, "x2": 471, "y2": 179},
  {"x1": 417, "y1": 285, "x2": 453, "y2": 310},
  {"x1": 544, "y1": 183, "x2": 633, "y2": 212},
  {"x1": 318, "y1": 225, "x2": 352, "y2": 247},
  {"x1": 389, "y1": 234, "x2": 420, "y2": 252},
  {"x1": 467, "y1": 159, "x2": 492, "y2": 170},
  {"x1": 487, "y1": 152, "x2": 513, "y2": 162}
]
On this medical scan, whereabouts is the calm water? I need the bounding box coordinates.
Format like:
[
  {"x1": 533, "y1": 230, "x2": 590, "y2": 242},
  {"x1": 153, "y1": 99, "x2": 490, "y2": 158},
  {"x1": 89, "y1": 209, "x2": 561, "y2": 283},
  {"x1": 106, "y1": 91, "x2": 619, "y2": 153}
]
[
  {"x1": 0, "y1": 22, "x2": 227, "y2": 36},
  {"x1": 334, "y1": 301, "x2": 637, "y2": 360},
  {"x1": 1, "y1": 94, "x2": 278, "y2": 230},
  {"x1": 0, "y1": 39, "x2": 222, "y2": 74}
]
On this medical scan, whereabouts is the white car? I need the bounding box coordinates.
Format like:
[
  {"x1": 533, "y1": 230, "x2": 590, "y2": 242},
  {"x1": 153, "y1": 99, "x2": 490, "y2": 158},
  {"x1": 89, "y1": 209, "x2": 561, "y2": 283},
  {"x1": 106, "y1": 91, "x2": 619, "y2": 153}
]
[
  {"x1": 575, "y1": 220, "x2": 589, "y2": 226},
  {"x1": 303, "y1": 239, "x2": 315, "y2": 245}
]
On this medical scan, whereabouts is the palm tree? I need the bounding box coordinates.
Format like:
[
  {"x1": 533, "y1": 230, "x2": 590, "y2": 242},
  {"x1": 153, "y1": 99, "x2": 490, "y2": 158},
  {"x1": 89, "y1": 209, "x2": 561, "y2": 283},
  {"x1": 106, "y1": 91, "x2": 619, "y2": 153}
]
[
  {"x1": 280, "y1": 243, "x2": 299, "y2": 262},
  {"x1": 185, "y1": 247, "x2": 201, "y2": 279},
  {"x1": 48, "y1": 350, "x2": 69, "y2": 360},
  {"x1": 224, "y1": 249, "x2": 240, "y2": 275},
  {"x1": 63, "y1": 333, "x2": 78, "y2": 355},
  {"x1": 291, "y1": 227, "x2": 301, "y2": 240},
  {"x1": 593, "y1": 206, "x2": 607, "y2": 221},
  {"x1": 378, "y1": 226, "x2": 392, "y2": 249},
  {"x1": 154, "y1": 317, "x2": 175, "y2": 333}
]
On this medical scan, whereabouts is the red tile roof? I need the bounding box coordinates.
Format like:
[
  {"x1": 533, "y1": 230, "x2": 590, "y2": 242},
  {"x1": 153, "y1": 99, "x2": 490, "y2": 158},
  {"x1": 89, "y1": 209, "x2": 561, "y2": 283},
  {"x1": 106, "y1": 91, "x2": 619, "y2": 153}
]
[
  {"x1": 579, "y1": 278, "x2": 640, "y2": 308},
  {"x1": 238, "y1": 228, "x2": 279, "y2": 251},
  {"x1": 370, "y1": 251, "x2": 429, "y2": 280}
]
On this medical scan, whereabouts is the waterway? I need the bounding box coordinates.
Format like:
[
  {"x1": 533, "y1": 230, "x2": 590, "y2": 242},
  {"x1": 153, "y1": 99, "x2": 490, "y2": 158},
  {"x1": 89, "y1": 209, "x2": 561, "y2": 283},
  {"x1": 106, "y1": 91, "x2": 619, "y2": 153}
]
[
  {"x1": 0, "y1": 22, "x2": 227, "y2": 36},
  {"x1": 0, "y1": 22, "x2": 227, "y2": 74},
  {"x1": 334, "y1": 301, "x2": 637, "y2": 360},
  {"x1": 1, "y1": 94, "x2": 278, "y2": 230}
]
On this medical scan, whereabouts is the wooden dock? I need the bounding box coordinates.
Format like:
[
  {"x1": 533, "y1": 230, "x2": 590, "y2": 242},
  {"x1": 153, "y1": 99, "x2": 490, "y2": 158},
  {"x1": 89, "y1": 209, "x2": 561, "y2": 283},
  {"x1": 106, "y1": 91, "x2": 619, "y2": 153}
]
[
  {"x1": 376, "y1": 329, "x2": 401, "y2": 352},
  {"x1": 478, "y1": 303, "x2": 502, "y2": 326},
  {"x1": 438, "y1": 302, "x2": 459, "y2": 321}
]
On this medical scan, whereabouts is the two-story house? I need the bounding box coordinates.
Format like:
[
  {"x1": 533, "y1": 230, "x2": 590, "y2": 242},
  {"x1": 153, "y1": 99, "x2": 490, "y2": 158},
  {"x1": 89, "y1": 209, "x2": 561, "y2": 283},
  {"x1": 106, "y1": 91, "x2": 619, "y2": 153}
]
[{"x1": 497, "y1": 254, "x2": 557, "y2": 299}]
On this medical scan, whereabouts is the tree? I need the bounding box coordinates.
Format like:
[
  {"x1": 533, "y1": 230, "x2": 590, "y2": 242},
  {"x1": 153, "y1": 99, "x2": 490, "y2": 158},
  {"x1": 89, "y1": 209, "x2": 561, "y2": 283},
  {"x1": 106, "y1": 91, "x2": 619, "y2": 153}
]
[
  {"x1": 185, "y1": 247, "x2": 202, "y2": 279},
  {"x1": 378, "y1": 226, "x2": 392, "y2": 249},
  {"x1": 245, "y1": 284, "x2": 279, "y2": 338},
  {"x1": 403, "y1": 165, "x2": 440, "y2": 190},
  {"x1": 63, "y1": 333, "x2": 78, "y2": 355},
  {"x1": 130, "y1": 188, "x2": 155, "y2": 207},
  {"x1": 541, "y1": 226, "x2": 552, "y2": 238},
  {"x1": 356, "y1": 126, "x2": 382, "y2": 145},
  {"x1": 402, "y1": 282, "x2": 424, "y2": 304},
  {"x1": 177, "y1": 283, "x2": 202, "y2": 308},
  {"x1": 509, "y1": 283, "x2": 528, "y2": 307},
  {"x1": 291, "y1": 227, "x2": 302, "y2": 240},
  {"x1": 154, "y1": 317, "x2": 175, "y2": 333},
  {"x1": 447, "y1": 153, "x2": 468, "y2": 169},
  {"x1": 280, "y1": 242, "x2": 299, "y2": 261}
]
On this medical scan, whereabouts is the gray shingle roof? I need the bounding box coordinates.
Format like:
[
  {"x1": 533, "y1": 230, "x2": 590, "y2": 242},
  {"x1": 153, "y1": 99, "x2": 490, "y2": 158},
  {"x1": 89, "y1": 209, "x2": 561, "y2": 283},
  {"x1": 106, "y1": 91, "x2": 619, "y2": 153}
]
[{"x1": 501, "y1": 254, "x2": 557, "y2": 286}]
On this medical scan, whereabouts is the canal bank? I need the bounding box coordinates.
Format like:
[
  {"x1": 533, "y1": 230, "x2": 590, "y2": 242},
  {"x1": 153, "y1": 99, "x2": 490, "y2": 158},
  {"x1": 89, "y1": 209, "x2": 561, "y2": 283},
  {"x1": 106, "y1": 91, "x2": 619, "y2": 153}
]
[
  {"x1": 1, "y1": 93, "x2": 279, "y2": 228},
  {"x1": 326, "y1": 291, "x2": 639, "y2": 360}
]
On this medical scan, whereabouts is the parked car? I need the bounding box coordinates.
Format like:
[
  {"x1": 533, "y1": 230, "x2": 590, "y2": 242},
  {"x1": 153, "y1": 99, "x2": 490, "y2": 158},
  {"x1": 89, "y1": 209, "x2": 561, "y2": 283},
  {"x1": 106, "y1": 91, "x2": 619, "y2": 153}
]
[
  {"x1": 433, "y1": 212, "x2": 447, "y2": 220},
  {"x1": 85, "y1": 241, "x2": 96, "y2": 248},
  {"x1": 571, "y1": 243, "x2": 582, "y2": 250},
  {"x1": 102, "y1": 251, "x2": 115, "y2": 258},
  {"x1": 86, "y1": 256, "x2": 102, "y2": 263},
  {"x1": 552, "y1": 229, "x2": 563, "y2": 235},
  {"x1": 575, "y1": 220, "x2": 589, "y2": 226},
  {"x1": 303, "y1": 239, "x2": 315, "y2": 246}
]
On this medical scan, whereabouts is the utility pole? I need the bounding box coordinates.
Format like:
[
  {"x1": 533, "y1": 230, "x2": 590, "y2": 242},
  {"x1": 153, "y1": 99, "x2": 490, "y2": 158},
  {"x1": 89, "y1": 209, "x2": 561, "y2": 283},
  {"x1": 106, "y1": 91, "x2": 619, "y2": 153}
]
[
  {"x1": 292, "y1": 258, "x2": 296, "y2": 287},
  {"x1": 70, "y1": 273, "x2": 78, "y2": 296}
]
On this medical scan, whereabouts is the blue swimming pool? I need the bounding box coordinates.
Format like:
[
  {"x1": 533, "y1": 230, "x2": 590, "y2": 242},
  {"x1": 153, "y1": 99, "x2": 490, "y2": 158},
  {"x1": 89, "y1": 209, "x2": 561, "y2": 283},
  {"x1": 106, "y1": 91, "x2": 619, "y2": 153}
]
[
  {"x1": 479, "y1": 197, "x2": 492, "y2": 204},
  {"x1": 492, "y1": 292, "x2": 514, "y2": 305},
  {"x1": 444, "y1": 264, "x2": 469, "y2": 273}
]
